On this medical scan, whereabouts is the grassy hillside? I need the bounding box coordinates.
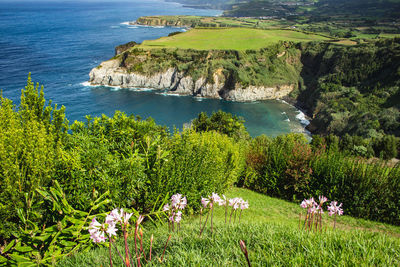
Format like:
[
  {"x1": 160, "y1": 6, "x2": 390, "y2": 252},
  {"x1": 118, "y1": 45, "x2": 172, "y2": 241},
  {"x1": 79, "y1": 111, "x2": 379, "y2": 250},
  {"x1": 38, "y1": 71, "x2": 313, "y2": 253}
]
[
  {"x1": 59, "y1": 188, "x2": 400, "y2": 266},
  {"x1": 139, "y1": 28, "x2": 329, "y2": 51}
]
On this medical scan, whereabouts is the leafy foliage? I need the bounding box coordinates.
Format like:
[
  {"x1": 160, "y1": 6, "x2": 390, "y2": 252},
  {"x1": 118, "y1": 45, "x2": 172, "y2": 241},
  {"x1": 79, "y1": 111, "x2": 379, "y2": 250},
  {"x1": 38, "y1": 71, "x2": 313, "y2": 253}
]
[
  {"x1": 242, "y1": 134, "x2": 400, "y2": 225},
  {"x1": 192, "y1": 110, "x2": 249, "y2": 140},
  {"x1": 0, "y1": 74, "x2": 68, "y2": 240}
]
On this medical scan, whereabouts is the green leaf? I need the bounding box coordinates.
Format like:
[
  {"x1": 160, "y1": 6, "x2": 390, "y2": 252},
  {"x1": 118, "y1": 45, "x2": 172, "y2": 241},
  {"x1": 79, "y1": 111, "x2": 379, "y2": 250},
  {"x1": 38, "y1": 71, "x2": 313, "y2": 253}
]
[
  {"x1": 9, "y1": 254, "x2": 32, "y2": 263},
  {"x1": 32, "y1": 234, "x2": 52, "y2": 242},
  {"x1": 14, "y1": 246, "x2": 33, "y2": 253},
  {"x1": 0, "y1": 255, "x2": 8, "y2": 263},
  {"x1": 59, "y1": 240, "x2": 77, "y2": 247},
  {"x1": 91, "y1": 199, "x2": 111, "y2": 211},
  {"x1": 2, "y1": 239, "x2": 16, "y2": 253}
]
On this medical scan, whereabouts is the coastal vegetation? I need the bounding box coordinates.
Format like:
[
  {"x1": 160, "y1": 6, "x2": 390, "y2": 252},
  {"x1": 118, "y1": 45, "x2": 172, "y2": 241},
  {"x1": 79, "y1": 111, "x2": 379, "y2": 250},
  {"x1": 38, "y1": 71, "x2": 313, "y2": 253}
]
[
  {"x1": 104, "y1": 36, "x2": 400, "y2": 139},
  {"x1": 0, "y1": 78, "x2": 399, "y2": 265}
]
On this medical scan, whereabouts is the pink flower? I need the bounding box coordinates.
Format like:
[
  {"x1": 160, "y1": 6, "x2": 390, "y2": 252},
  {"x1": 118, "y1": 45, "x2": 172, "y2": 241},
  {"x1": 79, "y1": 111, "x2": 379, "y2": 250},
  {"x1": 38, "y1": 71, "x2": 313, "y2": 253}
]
[
  {"x1": 240, "y1": 200, "x2": 249, "y2": 210},
  {"x1": 201, "y1": 197, "x2": 210, "y2": 208},
  {"x1": 91, "y1": 231, "x2": 107, "y2": 243},
  {"x1": 170, "y1": 194, "x2": 187, "y2": 210},
  {"x1": 229, "y1": 198, "x2": 241, "y2": 210},
  {"x1": 163, "y1": 203, "x2": 170, "y2": 212},
  {"x1": 319, "y1": 195, "x2": 328, "y2": 205},
  {"x1": 89, "y1": 217, "x2": 108, "y2": 243},
  {"x1": 175, "y1": 211, "x2": 182, "y2": 223},
  {"x1": 122, "y1": 211, "x2": 133, "y2": 224},
  {"x1": 178, "y1": 196, "x2": 187, "y2": 210},
  {"x1": 171, "y1": 193, "x2": 182, "y2": 208},
  {"x1": 300, "y1": 197, "x2": 317, "y2": 210},
  {"x1": 210, "y1": 192, "x2": 221, "y2": 203},
  {"x1": 136, "y1": 215, "x2": 144, "y2": 226},
  {"x1": 327, "y1": 201, "x2": 343, "y2": 216},
  {"x1": 106, "y1": 223, "x2": 118, "y2": 237},
  {"x1": 218, "y1": 194, "x2": 227, "y2": 206}
]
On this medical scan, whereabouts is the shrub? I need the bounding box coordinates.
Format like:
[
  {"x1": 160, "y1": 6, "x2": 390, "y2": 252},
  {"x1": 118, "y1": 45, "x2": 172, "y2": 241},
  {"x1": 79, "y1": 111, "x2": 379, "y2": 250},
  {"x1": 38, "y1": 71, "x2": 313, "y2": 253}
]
[
  {"x1": 154, "y1": 130, "x2": 244, "y2": 213},
  {"x1": 192, "y1": 110, "x2": 250, "y2": 140},
  {"x1": 242, "y1": 133, "x2": 400, "y2": 225},
  {"x1": 0, "y1": 75, "x2": 67, "y2": 239}
]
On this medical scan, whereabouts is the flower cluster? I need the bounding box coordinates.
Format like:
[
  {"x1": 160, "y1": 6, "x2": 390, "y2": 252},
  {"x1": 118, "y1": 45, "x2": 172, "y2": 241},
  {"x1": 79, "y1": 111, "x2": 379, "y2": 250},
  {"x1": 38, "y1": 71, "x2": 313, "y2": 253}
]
[
  {"x1": 228, "y1": 197, "x2": 249, "y2": 211},
  {"x1": 89, "y1": 217, "x2": 108, "y2": 243},
  {"x1": 327, "y1": 201, "x2": 343, "y2": 216},
  {"x1": 89, "y1": 208, "x2": 133, "y2": 243},
  {"x1": 300, "y1": 196, "x2": 343, "y2": 231},
  {"x1": 163, "y1": 193, "x2": 187, "y2": 232},
  {"x1": 199, "y1": 193, "x2": 249, "y2": 236}
]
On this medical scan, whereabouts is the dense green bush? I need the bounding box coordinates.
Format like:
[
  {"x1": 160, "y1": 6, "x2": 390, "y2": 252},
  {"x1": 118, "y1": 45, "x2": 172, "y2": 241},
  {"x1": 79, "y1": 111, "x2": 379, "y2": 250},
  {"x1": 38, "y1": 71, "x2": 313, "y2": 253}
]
[
  {"x1": 192, "y1": 110, "x2": 250, "y2": 140},
  {"x1": 311, "y1": 133, "x2": 399, "y2": 159},
  {"x1": 153, "y1": 130, "x2": 244, "y2": 213},
  {"x1": 0, "y1": 75, "x2": 68, "y2": 240},
  {"x1": 0, "y1": 77, "x2": 244, "y2": 246},
  {"x1": 242, "y1": 134, "x2": 400, "y2": 225}
]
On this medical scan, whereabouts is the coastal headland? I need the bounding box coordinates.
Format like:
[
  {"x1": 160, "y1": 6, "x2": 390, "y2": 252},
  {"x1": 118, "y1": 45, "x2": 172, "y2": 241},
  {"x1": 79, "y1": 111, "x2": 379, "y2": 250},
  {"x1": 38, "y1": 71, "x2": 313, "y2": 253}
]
[{"x1": 89, "y1": 15, "x2": 400, "y2": 137}]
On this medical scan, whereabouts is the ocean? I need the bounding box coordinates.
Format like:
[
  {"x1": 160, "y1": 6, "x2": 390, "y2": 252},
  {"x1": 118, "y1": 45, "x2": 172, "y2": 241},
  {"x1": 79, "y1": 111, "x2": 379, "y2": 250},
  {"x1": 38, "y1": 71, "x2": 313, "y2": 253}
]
[{"x1": 0, "y1": 0, "x2": 308, "y2": 137}]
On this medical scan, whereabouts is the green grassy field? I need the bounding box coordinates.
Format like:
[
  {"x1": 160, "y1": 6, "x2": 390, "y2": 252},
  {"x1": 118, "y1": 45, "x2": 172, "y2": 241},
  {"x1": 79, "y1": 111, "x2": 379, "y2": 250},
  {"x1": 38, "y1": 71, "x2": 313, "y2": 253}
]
[
  {"x1": 139, "y1": 28, "x2": 330, "y2": 50},
  {"x1": 59, "y1": 188, "x2": 400, "y2": 266}
]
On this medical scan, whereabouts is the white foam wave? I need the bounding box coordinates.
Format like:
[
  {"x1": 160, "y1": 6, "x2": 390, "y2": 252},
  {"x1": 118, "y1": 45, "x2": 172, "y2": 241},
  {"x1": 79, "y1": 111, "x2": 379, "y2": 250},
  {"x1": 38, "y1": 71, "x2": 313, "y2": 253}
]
[
  {"x1": 156, "y1": 92, "x2": 184, "y2": 97},
  {"x1": 152, "y1": 26, "x2": 165, "y2": 28},
  {"x1": 110, "y1": 26, "x2": 120, "y2": 29},
  {"x1": 128, "y1": 26, "x2": 138, "y2": 29},
  {"x1": 296, "y1": 111, "x2": 310, "y2": 126},
  {"x1": 285, "y1": 118, "x2": 290, "y2": 122},
  {"x1": 120, "y1": 21, "x2": 131, "y2": 25},
  {"x1": 80, "y1": 81, "x2": 92, "y2": 87}
]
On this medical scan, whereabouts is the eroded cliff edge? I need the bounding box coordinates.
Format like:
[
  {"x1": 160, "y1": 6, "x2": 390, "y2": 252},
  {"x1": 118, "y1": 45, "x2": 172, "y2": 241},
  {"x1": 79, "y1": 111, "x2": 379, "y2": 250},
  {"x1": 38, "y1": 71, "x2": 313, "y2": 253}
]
[{"x1": 89, "y1": 42, "x2": 301, "y2": 101}]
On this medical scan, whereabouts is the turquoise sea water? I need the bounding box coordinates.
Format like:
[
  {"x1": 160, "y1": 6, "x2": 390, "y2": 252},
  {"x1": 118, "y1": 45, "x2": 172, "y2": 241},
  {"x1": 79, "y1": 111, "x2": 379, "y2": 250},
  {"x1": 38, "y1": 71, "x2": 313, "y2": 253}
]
[{"x1": 0, "y1": 0, "x2": 308, "y2": 136}]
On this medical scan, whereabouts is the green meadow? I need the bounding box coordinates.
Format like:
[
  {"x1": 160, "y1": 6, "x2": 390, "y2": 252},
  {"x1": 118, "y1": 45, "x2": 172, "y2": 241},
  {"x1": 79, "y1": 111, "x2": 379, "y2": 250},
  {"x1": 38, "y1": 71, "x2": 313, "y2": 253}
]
[
  {"x1": 59, "y1": 188, "x2": 400, "y2": 266},
  {"x1": 139, "y1": 28, "x2": 330, "y2": 50}
]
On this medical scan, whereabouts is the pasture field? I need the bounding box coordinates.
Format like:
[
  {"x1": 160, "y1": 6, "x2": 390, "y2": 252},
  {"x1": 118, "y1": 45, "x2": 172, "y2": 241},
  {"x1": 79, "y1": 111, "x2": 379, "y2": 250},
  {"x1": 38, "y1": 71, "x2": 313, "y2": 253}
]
[{"x1": 139, "y1": 28, "x2": 330, "y2": 50}]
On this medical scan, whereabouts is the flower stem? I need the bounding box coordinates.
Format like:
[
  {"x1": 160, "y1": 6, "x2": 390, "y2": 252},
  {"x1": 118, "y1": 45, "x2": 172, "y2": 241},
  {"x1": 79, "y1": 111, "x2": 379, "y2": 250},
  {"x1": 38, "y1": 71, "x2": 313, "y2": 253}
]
[
  {"x1": 239, "y1": 209, "x2": 242, "y2": 223},
  {"x1": 124, "y1": 228, "x2": 132, "y2": 267},
  {"x1": 109, "y1": 236, "x2": 113, "y2": 267},
  {"x1": 211, "y1": 205, "x2": 214, "y2": 233},
  {"x1": 149, "y1": 235, "x2": 153, "y2": 261},
  {"x1": 161, "y1": 235, "x2": 171, "y2": 262},
  {"x1": 334, "y1": 213, "x2": 337, "y2": 229},
  {"x1": 133, "y1": 226, "x2": 140, "y2": 267},
  {"x1": 110, "y1": 239, "x2": 125, "y2": 264},
  {"x1": 229, "y1": 208, "x2": 234, "y2": 224},
  {"x1": 199, "y1": 210, "x2": 210, "y2": 236},
  {"x1": 225, "y1": 205, "x2": 228, "y2": 224}
]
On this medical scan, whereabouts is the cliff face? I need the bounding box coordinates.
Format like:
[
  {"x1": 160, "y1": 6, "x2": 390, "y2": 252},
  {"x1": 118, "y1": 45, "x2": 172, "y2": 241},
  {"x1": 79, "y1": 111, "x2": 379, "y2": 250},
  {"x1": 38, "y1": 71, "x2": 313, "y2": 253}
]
[
  {"x1": 89, "y1": 59, "x2": 294, "y2": 101},
  {"x1": 89, "y1": 43, "x2": 302, "y2": 101}
]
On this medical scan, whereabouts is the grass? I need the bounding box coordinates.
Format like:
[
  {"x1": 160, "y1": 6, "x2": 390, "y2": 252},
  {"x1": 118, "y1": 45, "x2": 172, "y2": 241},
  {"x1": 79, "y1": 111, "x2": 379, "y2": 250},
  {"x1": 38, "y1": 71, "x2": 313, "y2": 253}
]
[
  {"x1": 139, "y1": 28, "x2": 330, "y2": 51},
  {"x1": 59, "y1": 188, "x2": 400, "y2": 266}
]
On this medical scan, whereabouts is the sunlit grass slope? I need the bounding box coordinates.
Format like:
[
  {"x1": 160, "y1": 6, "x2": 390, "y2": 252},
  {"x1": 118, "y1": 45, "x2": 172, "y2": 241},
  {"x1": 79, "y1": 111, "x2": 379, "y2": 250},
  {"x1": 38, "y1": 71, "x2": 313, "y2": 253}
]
[
  {"x1": 139, "y1": 28, "x2": 330, "y2": 50},
  {"x1": 59, "y1": 188, "x2": 400, "y2": 266}
]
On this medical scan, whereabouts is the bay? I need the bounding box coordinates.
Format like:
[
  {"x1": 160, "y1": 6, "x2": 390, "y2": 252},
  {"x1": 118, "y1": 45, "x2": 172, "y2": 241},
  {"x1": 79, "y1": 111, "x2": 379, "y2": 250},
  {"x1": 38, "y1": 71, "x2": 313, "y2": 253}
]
[{"x1": 0, "y1": 0, "x2": 308, "y2": 136}]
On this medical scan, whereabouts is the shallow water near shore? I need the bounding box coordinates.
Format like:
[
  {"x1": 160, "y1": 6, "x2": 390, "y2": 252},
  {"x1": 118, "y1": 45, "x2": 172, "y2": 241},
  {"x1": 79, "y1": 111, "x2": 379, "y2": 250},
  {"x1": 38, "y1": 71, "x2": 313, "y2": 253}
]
[{"x1": 0, "y1": 0, "x2": 308, "y2": 137}]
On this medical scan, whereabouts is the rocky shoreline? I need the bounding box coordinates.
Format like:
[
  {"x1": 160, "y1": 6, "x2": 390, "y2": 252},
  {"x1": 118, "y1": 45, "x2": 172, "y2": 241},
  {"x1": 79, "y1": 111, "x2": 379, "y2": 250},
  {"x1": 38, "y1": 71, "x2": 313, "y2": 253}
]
[{"x1": 88, "y1": 59, "x2": 295, "y2": 102}]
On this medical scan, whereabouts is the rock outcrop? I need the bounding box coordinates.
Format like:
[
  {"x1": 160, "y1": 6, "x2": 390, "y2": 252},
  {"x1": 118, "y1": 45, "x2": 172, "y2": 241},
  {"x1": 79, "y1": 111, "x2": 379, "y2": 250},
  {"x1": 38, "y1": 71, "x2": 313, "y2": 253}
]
[{"x1": 89, "y1": 59, "x2": 295, "y2": 102}]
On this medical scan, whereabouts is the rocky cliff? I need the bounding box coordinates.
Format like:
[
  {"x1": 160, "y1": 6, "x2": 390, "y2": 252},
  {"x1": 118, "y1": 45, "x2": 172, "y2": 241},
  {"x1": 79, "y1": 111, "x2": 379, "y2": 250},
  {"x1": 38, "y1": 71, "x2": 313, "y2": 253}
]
[
  {"x1": 88, "y1": 43, "x2": 301, "y2": 101},
  {"x1": 89, "y1": 60, "x2": 294, "y2": 101}
]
